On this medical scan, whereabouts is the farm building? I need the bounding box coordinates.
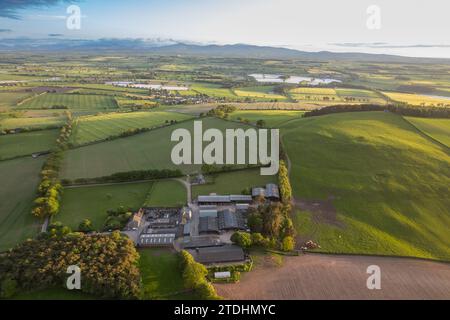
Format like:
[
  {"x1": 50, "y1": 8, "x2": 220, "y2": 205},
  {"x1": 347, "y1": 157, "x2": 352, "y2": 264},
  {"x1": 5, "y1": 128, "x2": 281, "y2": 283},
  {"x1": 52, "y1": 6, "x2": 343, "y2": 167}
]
[
  {"x1": 138, "y1": 232, "x2": 176, "y2": 247},
  {"x1": 190, "y1": 245, "x2": 246, "y2": 265},
  {"x1": 218, "y1": 209, "x2": 246, "y2": 231},
  {"x1": 127, "y1": 209, "x2": 144, "y2": 230},
  {"x1": 197, "y1": 194, "x2": 252, "y2": 205},
  {"x1": 199, "y1": 216, "x2": 220, "y2": 234},
  {"x1": 251, "y1": 184, "x2": 280, "y2": 201},
  {"x1": 181, "y1": 235, "x2": 222, "y2": 249}
]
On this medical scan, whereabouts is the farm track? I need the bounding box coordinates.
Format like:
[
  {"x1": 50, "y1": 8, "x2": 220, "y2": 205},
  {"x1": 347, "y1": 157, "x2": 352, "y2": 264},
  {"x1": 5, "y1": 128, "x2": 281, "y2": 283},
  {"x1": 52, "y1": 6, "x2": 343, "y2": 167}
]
[{"x1": 215, "y1": 253, "x2": 450, "y2": 300}]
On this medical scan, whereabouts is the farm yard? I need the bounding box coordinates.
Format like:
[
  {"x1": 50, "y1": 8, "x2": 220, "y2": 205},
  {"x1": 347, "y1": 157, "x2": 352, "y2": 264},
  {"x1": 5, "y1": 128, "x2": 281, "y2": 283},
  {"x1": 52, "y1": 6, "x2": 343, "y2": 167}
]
[
  {"x1": 281, "y1": 111, "x2": 450, "y2": 260},
  {"x1": 70, "y1": 111, "x2": 192, "y2": 145}
]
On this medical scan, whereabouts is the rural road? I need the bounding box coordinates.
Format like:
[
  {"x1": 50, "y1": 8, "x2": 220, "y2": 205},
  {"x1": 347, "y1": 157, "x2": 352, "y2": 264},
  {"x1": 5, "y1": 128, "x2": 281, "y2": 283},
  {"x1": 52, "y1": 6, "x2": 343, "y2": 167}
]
[{"x1": 214, "y1": 253, "x2": 450, "y2": 300}]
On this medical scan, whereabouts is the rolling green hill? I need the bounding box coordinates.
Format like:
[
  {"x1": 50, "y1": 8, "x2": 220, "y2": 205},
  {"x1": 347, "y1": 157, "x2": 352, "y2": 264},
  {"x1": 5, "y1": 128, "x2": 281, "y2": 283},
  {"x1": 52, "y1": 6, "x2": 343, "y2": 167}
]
[{"x1": 281, "y1": 111, "x2": 450, "y2": 261}]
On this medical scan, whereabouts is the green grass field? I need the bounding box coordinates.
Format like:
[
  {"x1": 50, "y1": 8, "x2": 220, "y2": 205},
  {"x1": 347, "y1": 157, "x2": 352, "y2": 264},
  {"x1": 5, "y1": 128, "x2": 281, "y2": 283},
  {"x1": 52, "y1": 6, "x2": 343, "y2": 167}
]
[
  {"x1": 0, "y1": 115, "x2": 65, "y2": 130},
  {"x1": 18, "y1": 93, "x2": 118, "y2": 110},
  {"x1": 0, "y1": 157, "x2": 45, "y2": 251},
  {"x1": 58, "y1": 182, "x2": 152, "y2": 231},
  {"x1": 191, "y1": 83, "x2": 237, "y2": 99},
  {"x1": 229, "y1": 110, "x2": 304, "y2": 127},
  {"x1": 70, "y1": 111, "x2": 192, "y2": 145},
  {"x1": 192, "y1": 168, "x2": 277, "y2": 198},
  {"x1": 404, "y1": 117, "x2": 450, "y2": 147},
  {"x1": 233, "y1": 86, "x2": 288, "y2": 101},
  {"x1": 0, "y1": 129, "x2": 58, "y2": 160},
  {"x1": 139, "y1": 249, "x2": 188, "y2": 299},
  {"x1": 144, "y1": 180, "x2": 186, "y2": 207},
  {"x1": 0, "y1": 92, "x2": 32, "y2": 109},
  {"x1": 61, "y1": 117, "x2": 252, "y2": 180},
  {"x1": 281, "y1": 111, "x2": 450, "y2": 261}
]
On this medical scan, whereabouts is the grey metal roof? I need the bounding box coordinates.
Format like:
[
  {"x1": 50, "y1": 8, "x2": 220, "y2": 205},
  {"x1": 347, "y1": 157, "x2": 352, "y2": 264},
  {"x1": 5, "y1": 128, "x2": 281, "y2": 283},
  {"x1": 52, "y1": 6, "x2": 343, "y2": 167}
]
[
  {"x1": 139, "y1": 233, "x2": 175, "y2": 246},
  {"x1": 198, "y1": 195, "x2": 231, "y2": 203},
  {"x1": 218, "y1": 209, "x2": 245, "y2": 230},
  {"x1": 265, "y1": 183, "x2": 280, "y2": 198},
  {"x1": 229, "y1": 195, "x2": 253, "y2": 202},
  {"x1": 193, "y1": 245, "x2": 245, "y2": 264},
  {"x1": 199, "y1": 216, "x2": 219, "y2": 233},
  {"x1": 252, "y1": 187, "x2": 265, "y2": 197},
  {"x1": 199, "y1": 209, "x2": 218, "y2": 218}
]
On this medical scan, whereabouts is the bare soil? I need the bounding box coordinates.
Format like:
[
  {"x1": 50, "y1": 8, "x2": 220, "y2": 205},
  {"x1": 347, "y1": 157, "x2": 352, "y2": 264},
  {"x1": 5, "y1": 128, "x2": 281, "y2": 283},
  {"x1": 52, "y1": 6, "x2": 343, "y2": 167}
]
[{"x1": 215, "y1": 254, "x2": 450, "y2": 300}]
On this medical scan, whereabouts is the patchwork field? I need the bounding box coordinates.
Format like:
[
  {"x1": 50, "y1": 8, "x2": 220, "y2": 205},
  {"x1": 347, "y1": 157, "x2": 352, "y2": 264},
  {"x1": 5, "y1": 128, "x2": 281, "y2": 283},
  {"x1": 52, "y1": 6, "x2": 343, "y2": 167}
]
[
  {"x1": 229, "y1": 110, "x2": 304, "y2": 127},
  {"x1": 0, "y1": 157, "x2": 45, "y2": 251},
  {"x1": 61, "y1": 117, "x2": 252, "y2": 180},
  {"x1": 0, "y1": 92, "x2": 32, "y2": 109},
  {"x1": 143, "y1": 180, "x2": 186, "y2": 207},
  {"x1": 191, "y1": 83, "x2": 237, "y2": 99},
  {"x1": 0, "y1": 115, "x2": 65, "y2": 130},
  {"x1": 233, "y1": 86, "x2": 288, "y2": 101},
  {"x1": 0, "y1": 129, "x2": 58, "y2": 160},
  {"x1": 383, "y1": 92, "x2": 450, "y2": 107},
  {"x1": 58, "y1": 182, "x2": 152, "y2": 231},
  {"x1": 70, "y1": 111, "x2": 192, "y2": 145},
  {"x1": 18, "y1": 93, "x2": 118, "y2": 110},
  {"x1": 404, "y1": 117, "x2": 450, "y2": 147},
  {"x1": 192, "y1": 168, "x2": 277, "y2": 198},
  {"x1": 281, "y1": 111, "x2": 450, "y2": 260}
]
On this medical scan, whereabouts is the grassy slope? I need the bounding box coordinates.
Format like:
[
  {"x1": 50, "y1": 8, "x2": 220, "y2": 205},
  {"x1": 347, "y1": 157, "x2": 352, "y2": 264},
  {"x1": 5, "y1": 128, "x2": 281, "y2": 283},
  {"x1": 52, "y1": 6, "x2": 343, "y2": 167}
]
[
  {"x1": 18, "y1": 93, "x2": 118, "y2": 110},
  {"x1": 61, "y1": 117, "x2": 252, "y2": 180},
  {"x1": 404, "y1": 117, "x2": 450, "y2": 148},
  {"x1": 144, "y1": 180, "x2": 186, "y2": 207},
  {"x1": 229, "y1": 110, "x2": 304, "y2": 127},
  {"x1": 58, "y1": 182, "x2": 152, "y2": 230},
  {"x1": 0, "y1": 129, "x2": 58, "y2": 160},
  {"x1": 0, "y1": 157, "x2": 45, "y2": 251},
  {"x1": 70, "y1": 111, "x2": 192, "y2": 145},
  {"x1": 192, "y1": 168, "x2": 277, "y2": 198},
  {"x1": 0, "y1": 116, "x2": 65, "y2": 130},
  {"x1": 281, "y1": 111, "x2": 450, "y2": 260}
]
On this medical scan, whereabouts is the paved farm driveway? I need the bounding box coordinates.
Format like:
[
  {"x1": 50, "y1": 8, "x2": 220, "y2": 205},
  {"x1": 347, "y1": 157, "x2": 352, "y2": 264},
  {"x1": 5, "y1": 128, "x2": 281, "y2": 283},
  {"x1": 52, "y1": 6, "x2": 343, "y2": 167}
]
[{"x1": 214, "y1": 253, "x2": 450, "y2": 300}]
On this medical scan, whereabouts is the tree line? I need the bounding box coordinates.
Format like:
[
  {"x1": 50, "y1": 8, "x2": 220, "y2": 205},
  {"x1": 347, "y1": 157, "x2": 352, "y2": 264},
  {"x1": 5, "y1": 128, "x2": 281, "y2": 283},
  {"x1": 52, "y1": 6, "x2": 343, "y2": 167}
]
[
  {"x1": 61, "y1": 168, "x2": 183, "y2": 186},
  {"x1": 32, "y1": 112, "x2": 73, "y2": 219},
  {"x1": 304, "y1": 104, "x2": 450, "y2": 118},
  {"x1": 179, "y1": 250, "x2": 220, "y2": 300}
]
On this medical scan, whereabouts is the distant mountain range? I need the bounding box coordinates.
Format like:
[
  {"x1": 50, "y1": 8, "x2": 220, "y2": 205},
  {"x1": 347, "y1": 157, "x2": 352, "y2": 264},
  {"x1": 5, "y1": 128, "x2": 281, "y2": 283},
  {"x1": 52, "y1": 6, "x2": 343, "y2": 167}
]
[{"x1": 0, "y1": 38, "x2": 448, "y2": 63}]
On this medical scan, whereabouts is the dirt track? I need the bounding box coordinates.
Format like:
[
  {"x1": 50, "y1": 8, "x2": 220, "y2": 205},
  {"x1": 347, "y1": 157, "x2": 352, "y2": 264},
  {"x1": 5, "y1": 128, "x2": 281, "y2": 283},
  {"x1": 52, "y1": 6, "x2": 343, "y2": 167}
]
[{"x1": 214, "y1": 254, "x2": 450, "y2": 300}]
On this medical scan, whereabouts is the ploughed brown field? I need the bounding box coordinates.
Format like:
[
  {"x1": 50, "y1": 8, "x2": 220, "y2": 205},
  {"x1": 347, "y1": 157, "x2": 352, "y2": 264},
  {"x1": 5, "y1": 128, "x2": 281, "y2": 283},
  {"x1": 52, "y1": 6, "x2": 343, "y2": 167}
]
[{"x1": 214, "y1": 254, "x2": 450, "y2": 300}]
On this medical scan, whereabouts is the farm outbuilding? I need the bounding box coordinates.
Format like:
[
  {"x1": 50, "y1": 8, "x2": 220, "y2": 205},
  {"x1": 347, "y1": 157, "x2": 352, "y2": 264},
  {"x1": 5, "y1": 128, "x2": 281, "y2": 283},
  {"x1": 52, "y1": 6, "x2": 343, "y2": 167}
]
[{"x1": 191, "y1": 245, "x2": 245, "y2": 265}]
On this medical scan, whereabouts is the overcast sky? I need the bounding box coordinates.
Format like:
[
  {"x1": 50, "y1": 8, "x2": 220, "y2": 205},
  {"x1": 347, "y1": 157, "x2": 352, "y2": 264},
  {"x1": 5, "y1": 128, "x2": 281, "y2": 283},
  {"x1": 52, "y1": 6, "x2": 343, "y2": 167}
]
[{"x1": 1, "y1": 0, "x2": 449, "y2": 58}]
